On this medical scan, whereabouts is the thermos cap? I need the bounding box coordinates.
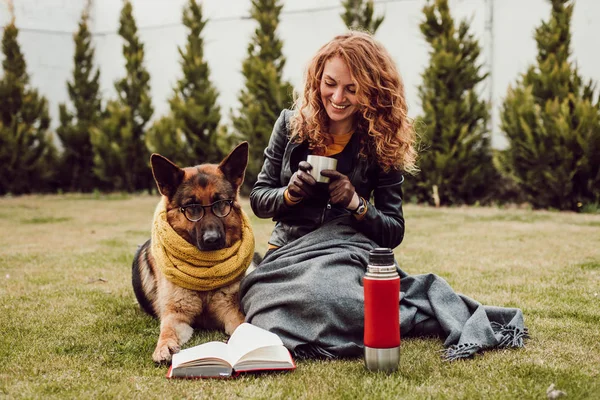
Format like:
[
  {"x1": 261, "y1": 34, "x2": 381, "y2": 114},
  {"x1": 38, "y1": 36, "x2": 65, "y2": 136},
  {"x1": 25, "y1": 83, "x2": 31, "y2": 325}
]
[{"x1": 368, "y1": 248, "x2": 394, "y2": 266}]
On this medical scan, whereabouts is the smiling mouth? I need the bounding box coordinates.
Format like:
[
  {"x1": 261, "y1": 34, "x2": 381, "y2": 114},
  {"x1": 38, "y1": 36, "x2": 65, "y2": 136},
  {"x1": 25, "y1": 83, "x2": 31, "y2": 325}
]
[{"x1": 330, "y1": 100, "x2": 349, "y2": 110}]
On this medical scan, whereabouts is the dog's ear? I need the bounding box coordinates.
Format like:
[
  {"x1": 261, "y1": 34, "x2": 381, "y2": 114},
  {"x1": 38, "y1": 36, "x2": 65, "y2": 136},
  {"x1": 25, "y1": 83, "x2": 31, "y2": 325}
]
[
  {"x1": 150, "y1": 154, "x2": 185, "y2": 199},
  {"x1": 219, "y1": 142, "x2": 249, "y2": 191}
]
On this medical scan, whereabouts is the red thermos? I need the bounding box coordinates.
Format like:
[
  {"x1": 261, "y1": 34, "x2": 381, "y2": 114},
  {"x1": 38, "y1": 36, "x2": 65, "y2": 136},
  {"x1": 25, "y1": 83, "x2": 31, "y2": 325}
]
[{"x1": 363, "y1": 248, "x2": 400, "y2": 372}]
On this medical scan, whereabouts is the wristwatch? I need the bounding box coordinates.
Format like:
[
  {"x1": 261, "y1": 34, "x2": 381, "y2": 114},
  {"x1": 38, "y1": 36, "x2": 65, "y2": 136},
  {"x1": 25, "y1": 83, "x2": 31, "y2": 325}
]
[{"x1": 351, "y1": 196, "x2": 367, "y2": 215}]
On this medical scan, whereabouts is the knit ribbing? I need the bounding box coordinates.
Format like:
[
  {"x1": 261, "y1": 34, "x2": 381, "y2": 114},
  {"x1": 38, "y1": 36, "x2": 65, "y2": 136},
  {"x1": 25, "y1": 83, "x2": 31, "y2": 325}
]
[{"x1": 151, "y1": 200, "x2": 255, "y2": 291}]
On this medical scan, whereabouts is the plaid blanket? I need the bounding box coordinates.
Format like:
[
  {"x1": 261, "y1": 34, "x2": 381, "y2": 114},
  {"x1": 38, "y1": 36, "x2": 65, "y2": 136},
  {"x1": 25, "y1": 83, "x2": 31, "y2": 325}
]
[{"x1": 240, "y1": 216, "x2": 528, "y2": 360}]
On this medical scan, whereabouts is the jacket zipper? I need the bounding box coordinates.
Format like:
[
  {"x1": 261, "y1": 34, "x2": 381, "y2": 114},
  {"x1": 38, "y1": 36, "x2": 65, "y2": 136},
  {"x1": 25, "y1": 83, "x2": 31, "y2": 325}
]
[
  {"x1": 320, "y1": 200, "x2": 331, "y2": 225},
  {"x1": 320, "y1": 153, "x2": 361, "y2": 225}
]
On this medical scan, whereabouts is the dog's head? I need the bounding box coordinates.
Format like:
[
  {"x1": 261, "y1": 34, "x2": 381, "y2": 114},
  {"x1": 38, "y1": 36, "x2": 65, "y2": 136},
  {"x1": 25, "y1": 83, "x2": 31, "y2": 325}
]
[{"x1": 150, "y1": 142, "x2": 249, "y2": 251}]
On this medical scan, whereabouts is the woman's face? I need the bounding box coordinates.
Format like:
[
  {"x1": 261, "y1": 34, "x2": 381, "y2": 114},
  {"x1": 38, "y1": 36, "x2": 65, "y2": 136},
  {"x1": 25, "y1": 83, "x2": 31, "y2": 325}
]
[{"x1": 319, "y1": 56, "x2": 359, "y2": 134}]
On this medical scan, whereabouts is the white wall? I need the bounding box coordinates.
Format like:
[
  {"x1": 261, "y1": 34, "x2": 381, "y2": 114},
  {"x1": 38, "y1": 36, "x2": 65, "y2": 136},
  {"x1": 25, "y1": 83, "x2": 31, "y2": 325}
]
[{"x1": 1, "y1": 0, "x2": 599, "y2": 148}]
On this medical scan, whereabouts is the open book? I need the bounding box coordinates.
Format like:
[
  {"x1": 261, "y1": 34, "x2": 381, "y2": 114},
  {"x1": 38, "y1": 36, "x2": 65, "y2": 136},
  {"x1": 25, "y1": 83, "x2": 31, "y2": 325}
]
[{"x1": 167, "y1": 323, "x2": 296, "y2": 378}]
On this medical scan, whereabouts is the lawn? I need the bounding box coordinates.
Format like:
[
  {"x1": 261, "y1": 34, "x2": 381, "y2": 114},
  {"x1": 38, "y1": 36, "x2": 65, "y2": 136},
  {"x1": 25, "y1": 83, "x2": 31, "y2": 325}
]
[{"x1": 1, "y1": 194, "x2": 599, "y2": 399}]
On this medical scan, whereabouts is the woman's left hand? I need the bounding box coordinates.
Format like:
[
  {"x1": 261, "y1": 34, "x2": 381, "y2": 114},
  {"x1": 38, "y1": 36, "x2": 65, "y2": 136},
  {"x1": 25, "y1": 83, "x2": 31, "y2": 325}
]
[{"x1": 320, "y1": 170, "x2": 356, "y2": 208}]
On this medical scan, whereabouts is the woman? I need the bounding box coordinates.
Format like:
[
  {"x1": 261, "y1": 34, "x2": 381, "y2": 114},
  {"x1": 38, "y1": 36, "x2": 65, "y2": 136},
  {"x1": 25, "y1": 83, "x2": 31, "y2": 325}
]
[
  {"x1": 241, "y1": 32, "x2": 527, "y2": 360},
  {"x1": 241, "y1": 31, "x2": 417, "y2": 358},
  {"x1": 249, "y1": 31, "x2": 417, "y2": 253}
]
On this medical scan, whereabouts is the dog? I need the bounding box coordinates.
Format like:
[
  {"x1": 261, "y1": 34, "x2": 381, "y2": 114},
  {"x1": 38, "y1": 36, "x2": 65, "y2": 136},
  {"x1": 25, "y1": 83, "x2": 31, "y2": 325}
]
[{"x1": 132, "y1": 142, "x2": 259, "y2": 364}]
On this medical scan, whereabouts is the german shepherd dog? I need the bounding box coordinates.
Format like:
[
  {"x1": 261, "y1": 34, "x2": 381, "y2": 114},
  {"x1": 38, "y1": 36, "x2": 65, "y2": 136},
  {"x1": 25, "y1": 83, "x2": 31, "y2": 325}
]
[{"x1": 132, "y1": 142, "x2": 256, "y2": 363}]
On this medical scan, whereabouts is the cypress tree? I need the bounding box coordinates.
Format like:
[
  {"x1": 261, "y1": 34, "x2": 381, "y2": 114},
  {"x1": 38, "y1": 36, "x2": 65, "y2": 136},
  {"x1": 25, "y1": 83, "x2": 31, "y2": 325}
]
[
  {"x1": 232, "y1": 0, "x2": 293, "y2": 193},
  {"x1": 146, "y1": 116, "x2": 187, "y2": 164},
  {"x1": 57, "y1": 2, "x2": 103, "y2": 192},
  {"x1": 90, "y1": 101, "x2": 133, "y2": 191},
  {"x1": 146, "y1": 0, "x2": 222, "y2": 166},
  {"x1": 498, "y1": 0, "x2": 600, "y2": 210},
  {"x1": 340, "y1": 0, "x2": 384, "y2": 34},
  {"x1": 91, "y1": 0, "x2": 153, "y2": 192},
  {"x1": 0, "y1": 17, "x2": 55, "y2": 194},
  {"x1": 406, "y1": 0, "x2": 495, "y2": 206}
]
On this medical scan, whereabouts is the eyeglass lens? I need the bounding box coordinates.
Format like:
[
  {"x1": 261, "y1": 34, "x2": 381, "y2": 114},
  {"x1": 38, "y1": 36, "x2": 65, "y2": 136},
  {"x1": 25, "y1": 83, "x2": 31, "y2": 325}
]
[{"x1": 183, "y1": 200, "x2": 232, "y2": 222}]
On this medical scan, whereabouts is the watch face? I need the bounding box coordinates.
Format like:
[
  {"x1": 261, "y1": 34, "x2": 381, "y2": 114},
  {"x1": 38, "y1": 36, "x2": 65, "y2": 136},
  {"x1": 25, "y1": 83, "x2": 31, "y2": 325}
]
[{"x1": 354, "y1": 198, "x2": 366, "y2": 214}]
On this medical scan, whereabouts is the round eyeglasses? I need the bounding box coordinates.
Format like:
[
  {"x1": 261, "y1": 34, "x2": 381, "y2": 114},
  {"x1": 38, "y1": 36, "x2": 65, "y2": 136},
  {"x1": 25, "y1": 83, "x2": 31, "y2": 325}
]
[{"x1": 179, "y1": 199, "x2": 234, "y2": 222}]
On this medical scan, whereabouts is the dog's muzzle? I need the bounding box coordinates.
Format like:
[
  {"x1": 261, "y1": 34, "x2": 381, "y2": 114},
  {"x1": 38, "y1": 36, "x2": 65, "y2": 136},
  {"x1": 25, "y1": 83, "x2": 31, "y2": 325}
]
[{"x1": 198, "y1": 229, "x2": 225, "y2": 251}]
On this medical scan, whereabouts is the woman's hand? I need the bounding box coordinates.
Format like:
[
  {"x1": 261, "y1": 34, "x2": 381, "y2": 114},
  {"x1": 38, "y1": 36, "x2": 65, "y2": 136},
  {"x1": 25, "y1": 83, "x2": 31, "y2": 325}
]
[
  {"x1": 320, "y1": 170, "x2": 359, "y2": 209},
  {"x1": 287, "y1": 161, "x2": 317, "y2": 201}
]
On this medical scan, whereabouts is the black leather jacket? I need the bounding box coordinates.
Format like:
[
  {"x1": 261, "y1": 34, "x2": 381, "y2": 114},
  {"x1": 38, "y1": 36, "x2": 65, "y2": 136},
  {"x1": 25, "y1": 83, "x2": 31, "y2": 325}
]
[{"x1": 250, "y1": 109, "x2": 406, "y2": 249}]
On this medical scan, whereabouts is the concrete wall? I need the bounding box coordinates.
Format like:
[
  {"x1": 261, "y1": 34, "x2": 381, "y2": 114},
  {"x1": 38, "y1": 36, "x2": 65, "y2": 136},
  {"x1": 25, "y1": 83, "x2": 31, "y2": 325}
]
[{"x1": 1, "y1": 0, "x2": 599, "y2": 148}]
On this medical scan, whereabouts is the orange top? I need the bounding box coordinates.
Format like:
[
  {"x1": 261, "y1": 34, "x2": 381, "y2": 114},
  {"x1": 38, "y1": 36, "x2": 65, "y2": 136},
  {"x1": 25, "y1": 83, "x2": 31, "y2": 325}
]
[{"x1": 321, "y1": 131, "x2": 354, "y2": 156}]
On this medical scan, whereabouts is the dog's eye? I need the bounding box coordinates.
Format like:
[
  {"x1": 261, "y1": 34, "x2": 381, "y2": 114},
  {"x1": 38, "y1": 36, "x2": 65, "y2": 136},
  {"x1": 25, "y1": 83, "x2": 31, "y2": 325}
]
[
  {"x1": 185, "y1": 205, "x2": 204, "y2": 220},
  {"x1": 212, "y1": 200, "x2": 232, "y2": 218}
]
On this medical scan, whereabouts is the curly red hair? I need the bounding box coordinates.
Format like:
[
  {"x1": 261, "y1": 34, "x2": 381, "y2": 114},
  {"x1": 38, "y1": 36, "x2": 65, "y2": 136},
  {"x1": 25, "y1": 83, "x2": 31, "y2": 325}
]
[{"x1": 290, "y1": 31, "x2": 417, "y2": 174}]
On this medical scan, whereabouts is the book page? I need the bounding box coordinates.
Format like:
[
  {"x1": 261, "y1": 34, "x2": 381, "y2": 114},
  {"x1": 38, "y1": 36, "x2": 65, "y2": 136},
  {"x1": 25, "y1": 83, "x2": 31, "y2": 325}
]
[
  {"x1": 171, "y1": 341, "x2": 233, "y2": 369},
  {"x1": 234, "y1": 345, "x2": 294, "y2": 371},
  {"x1": 227, "y1": 323, "x2": 284, "y2": 365}
]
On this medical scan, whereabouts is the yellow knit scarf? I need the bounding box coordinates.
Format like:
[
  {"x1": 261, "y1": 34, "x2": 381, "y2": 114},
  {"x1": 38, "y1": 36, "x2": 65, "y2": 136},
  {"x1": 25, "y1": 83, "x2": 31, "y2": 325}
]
[{"x1": 151, "y1": 200, "x2": 255, "y2": 291}]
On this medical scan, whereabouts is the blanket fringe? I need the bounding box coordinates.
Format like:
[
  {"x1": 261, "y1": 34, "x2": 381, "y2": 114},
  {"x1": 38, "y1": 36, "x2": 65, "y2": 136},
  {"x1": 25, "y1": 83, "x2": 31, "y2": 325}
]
[
  {"x1": 442, "y1": 323, "x2": 529, "y2": 361},
  {"x1": 442, "y1": 343, "x2": 482, "y2": 361},
  {"x1": 491, "y1": 321, "x2": 529, "y2": 348}
]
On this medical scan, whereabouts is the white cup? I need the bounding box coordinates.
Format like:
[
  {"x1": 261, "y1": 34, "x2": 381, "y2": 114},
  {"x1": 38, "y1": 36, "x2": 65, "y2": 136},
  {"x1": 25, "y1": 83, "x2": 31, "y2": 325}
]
[{"x1": 306, "y1": 155, "x2": 338, "y2": 183}]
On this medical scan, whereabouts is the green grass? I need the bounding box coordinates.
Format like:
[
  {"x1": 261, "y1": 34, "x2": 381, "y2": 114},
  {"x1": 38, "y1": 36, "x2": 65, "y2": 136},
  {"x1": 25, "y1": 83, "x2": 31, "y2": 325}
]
[{"x1": 1, "y1": 194, "x2": 599, "y2": 399}]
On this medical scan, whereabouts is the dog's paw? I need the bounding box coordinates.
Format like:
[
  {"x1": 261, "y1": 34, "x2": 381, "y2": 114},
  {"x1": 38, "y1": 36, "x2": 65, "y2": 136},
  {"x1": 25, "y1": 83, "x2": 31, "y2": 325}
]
[
  {"x1": 224, "y1": 317, "x2": 244, "y2": 336},
  {"x1": 152, "y1": 341, "x2": 180, "y2": 364}
]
